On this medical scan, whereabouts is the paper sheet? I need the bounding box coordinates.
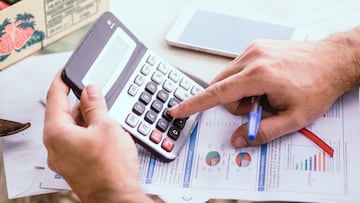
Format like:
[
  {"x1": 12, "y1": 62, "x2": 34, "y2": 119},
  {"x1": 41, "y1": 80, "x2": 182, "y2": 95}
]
[
  {"x1": 135, "y1": 91, "x2": 360, "y2": 202},
  {"x1": 2, "y1": 52, "x2": 360, "y2": 202},
  {"x1": 0, "y1": 52, "x2": 71, "y2": 198},
  {"x1": 0, "y1": 52, "x2": 209, "y2": 202},
  {"x1": 40, "y1": 82, "x2": 360, "y2": 202}
]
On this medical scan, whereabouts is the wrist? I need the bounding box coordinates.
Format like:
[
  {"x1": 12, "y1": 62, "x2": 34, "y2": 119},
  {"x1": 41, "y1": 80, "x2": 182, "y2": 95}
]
[
  {"x1": 324, "y1": 26, "x2": 360, "y2": 92},
  {"x1": 81, "y1": 183, "x2": 153, "y2": 203}
]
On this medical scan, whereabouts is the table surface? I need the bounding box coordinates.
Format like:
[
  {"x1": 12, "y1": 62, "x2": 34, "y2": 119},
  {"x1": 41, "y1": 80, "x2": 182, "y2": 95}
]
[
  {"x1": 41, "y1": 0, "x2": 360, "y2": 84},
  {"x1": 2, "y1": 0, "x2": 360, "y2": 202}
]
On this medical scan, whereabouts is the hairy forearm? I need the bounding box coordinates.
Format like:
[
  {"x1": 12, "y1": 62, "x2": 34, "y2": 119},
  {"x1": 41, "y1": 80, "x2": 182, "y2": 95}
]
[{"x1": 324, "y1": 26, "x2": 360, "y2": 91}]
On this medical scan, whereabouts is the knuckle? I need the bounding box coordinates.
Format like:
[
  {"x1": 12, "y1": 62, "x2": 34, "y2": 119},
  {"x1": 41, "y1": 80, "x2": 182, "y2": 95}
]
[
  {"x1": 245, "y1": 62, "x2": 274, "y2": 79},
  {"x1": 96, "y1": 118, "x2": 119, "y2": 133},
  {"x1": 224, "y1": 102, "x2": 248, "y2": 115},
  {"x1": 248, "y1": 40, "x2": 267, "y2": 54},
  {"x1": 225, "y1": 105, "x2": 239, "y2": 115},
  {"x1": 207, "y1": 82, "x2": 228, "y2": 104},
  {"x1": 81, "y1": 105, "x2": 98, "y2": 116}
]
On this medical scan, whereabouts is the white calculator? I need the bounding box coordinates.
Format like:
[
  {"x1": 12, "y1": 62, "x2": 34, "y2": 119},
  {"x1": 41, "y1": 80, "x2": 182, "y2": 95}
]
[{"x1": 62, "y1": 11, "x2": 204, "y2": 161}]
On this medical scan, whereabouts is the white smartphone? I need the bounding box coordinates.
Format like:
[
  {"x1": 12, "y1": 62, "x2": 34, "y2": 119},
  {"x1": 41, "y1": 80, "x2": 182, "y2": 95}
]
[{"x1": 166, "y1": 8, "x2": 309, "y2": 58}]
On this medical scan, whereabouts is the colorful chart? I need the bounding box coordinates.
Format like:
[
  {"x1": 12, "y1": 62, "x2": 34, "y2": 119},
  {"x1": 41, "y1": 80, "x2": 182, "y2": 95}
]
[
  {"x1": 295, "y1": 151, "x2": 338, "y2": 172},
  {"x1": 206, "y1": 151, "x2": 221, "y2": 166},
  {"x1": 235, "y1": 152, "x2": 251, "y2": 167}
]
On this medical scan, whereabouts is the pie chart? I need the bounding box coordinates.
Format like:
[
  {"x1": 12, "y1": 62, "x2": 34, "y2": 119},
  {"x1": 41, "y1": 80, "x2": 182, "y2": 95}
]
[
  {"x1": 206, "y1": 151, "x2": 221, "y2": 166},
  {"x1": 235, "y1": 152, "x2": 251, "y2": 167}
]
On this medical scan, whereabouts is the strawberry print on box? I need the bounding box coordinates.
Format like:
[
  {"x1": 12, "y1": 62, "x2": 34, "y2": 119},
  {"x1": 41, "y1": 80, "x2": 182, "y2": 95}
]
[{"x1": 0, "y1": 13, "x2": 44, "y2": 62}]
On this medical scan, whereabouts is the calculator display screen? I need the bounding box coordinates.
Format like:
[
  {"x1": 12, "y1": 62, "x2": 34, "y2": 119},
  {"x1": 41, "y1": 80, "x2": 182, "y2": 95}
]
[{"x1": 82, "y1": 27, "x2": 137, "y2": 94}]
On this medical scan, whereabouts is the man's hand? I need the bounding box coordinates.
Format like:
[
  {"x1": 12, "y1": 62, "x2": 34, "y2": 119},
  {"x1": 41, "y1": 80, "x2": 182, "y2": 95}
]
[
  {"x1": 170, "y1": 30, "x2": 360, "y2": 148},
  {"x1": 43, "y1": 71, "x2": 153, "y2": 203}
]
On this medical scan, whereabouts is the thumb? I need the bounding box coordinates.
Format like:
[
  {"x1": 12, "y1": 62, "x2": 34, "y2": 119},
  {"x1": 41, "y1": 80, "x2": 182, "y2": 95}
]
[{"x1": 80, "y1": 85, "x2": 109, "y2": 125}]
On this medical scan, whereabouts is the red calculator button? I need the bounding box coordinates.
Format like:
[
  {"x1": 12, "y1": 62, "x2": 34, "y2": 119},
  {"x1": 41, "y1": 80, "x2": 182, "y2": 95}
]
[
  {"x1": 150, "y1": 129, "x2": 163, "y2": 144},
  {"x1": 161, "y1": 137, "x2": 174, "y2": 152}
]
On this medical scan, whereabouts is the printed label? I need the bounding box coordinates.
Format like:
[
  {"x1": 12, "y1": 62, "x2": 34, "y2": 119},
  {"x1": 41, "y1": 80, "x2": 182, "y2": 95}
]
[{"x1": 44, "y1": 0, "x2": 99, "y2": 37}]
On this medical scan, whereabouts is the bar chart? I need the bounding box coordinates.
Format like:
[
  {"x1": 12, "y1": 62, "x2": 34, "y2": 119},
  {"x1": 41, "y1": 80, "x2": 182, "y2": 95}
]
[{"x1": 286, "y1": 138, "x2": 341, "y2": 173}]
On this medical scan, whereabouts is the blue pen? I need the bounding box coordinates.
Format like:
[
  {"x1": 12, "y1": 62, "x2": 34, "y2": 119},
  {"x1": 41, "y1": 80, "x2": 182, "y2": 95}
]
[{"x1": 247, "y1": 96, "x2": 262, "y2": 141}]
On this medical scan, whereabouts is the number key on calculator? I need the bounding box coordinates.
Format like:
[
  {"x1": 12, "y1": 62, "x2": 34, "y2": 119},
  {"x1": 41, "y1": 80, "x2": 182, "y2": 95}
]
[
  {"x1": 62, "y1": 11, "x2": 204, "y2": 162},
  {"x1": 110, "y1": 51, "x2": 204, "y2": 161}
]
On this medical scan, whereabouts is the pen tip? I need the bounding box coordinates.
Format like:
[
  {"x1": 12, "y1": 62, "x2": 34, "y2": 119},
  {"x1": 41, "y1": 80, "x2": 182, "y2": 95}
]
[{"x1": 248, "y1": 135, "x2": 256, "y2": 141}]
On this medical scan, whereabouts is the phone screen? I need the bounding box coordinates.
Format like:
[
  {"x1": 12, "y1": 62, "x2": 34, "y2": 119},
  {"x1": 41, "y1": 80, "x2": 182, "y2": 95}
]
[{"x1": 177, "y1": 10, "x2": 296, "y2": 55}]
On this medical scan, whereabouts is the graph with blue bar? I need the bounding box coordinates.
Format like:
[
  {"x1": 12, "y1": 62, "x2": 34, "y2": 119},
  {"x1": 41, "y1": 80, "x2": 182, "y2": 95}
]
[
  {"x1": 285, "y1": 137, "x2": 340, "y2": 173},
  {"x1": 295, "y1": 151, "x2": 339, "y2": 173}
]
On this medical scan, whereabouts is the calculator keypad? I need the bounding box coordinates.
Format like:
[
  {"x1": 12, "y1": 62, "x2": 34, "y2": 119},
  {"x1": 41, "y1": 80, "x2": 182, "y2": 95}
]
[{"x1": 123, "y1": 53, "x2": 202, "y2": 156}]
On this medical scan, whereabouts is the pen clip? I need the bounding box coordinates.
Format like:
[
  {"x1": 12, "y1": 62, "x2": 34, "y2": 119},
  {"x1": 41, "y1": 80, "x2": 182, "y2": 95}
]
[{"x1": 256, "y1": 105, "x2": 262, "y2": 129}]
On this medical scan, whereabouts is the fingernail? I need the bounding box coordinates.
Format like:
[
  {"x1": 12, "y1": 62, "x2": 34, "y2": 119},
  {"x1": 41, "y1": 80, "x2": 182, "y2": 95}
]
[
  {"x1": 168, "y1": 104, "x2": 178, "y2": 116},
  {"x1": 168, "y1": 107, "x2": 175, "y2": 118},
  {"x1": 86, "y1": 85, "x2": 101, "y2": 98},
  {"x1": 232, "y1": 136, "x2": 247, "y2": 148}
]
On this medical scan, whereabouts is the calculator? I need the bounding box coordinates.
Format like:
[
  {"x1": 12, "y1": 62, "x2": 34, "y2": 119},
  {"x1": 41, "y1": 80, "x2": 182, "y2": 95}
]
[{"x1": 61, "y1": 11, "x2": 204, "y2": 162}]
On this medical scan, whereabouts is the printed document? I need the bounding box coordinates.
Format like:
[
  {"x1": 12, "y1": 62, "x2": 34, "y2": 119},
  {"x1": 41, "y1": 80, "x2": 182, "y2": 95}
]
[
  {"x1": 42, "y1": 89, "x2": 360, "y2": 202},
  {"x1": 137, "y1": 90, "x2": 360, "y2": 202}
]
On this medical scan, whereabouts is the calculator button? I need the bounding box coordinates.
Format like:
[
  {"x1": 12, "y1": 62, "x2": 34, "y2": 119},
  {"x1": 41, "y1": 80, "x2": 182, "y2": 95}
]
[
  {"x1": 161, "y1": 137, "x2": 174, "y2": 152},
  {"x1": 126, "y1": 113, "x2": 139, "y2": 128},
  {"x1": 174, "y1": 87, "x2": 191, "y2": 101},
  {"x1": 163, "y1": 79, "x2": 175, "y2": 92},
  {"x1": 151, "y1": 100, "x2": 163, "y2": 113},
  {"x1": 173, "y1": 118, "x2": 186, "y2": 130},
  {"x1": 157, "y1": 63, "x2": 169, "y2": 75},
  {"x1": 139, "y1": 92, "x2": 152, "y2": 105},
  {"x1": 191, "y1": 86, "x2": 201, "y2": 95},
  {"x1": 156, "y1": 118, "x2": 169, "y2": 132},
  {"x1": 145, "y1": 81, "x2": 157, "y2": 95},
  {"x1": 157, "y1": 90, "x2": 169, "y2": 103},
  {"x1": 168, "y1": 98, "x2": 180, "y2": 108},
  {"x1": 144, "y1": 110, "x2": 157, "y2": 124},
  {"x1": 169, "y1": 70, "x2": 180, "y2": 83},
  {"x1": 168, "y1": 127, "x2": 180, "y2": 141},
  {"x1": 150, "y1": 129, "x2": 163, "y2": 144},
  {"x1": 128, "y1": 84, "x2": 139, "y2": 96},
  {"x1": 138, "y1": 122, "x2": 150, "y2": 136},
  {"x1": 134, "y1": 74, "x2": 145, "y2": 86},
  {"x1": 162, "y1": 109, "x2": 173, "y2": 122},
  {"x1": 152, "y1": 71, "x2": 164, "y2": 84},
  {"x1": 147, "y1": 55, "x2": 157, "y2": 66},
  {"x1": 141, "y1": 64, "x2": 151, "y2": 75},
  {"x1": 132, "y1": 102, "x2": 146, "y2": 116},
  {"x1": 180, "y1": 78, "x2": 191, "y2": 90}
]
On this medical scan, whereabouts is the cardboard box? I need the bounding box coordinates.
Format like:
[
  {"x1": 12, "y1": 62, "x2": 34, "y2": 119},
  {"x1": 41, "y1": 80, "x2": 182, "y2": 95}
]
[{"x1": 0, "y1": 0, "x2": 108, "y2": 70}]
